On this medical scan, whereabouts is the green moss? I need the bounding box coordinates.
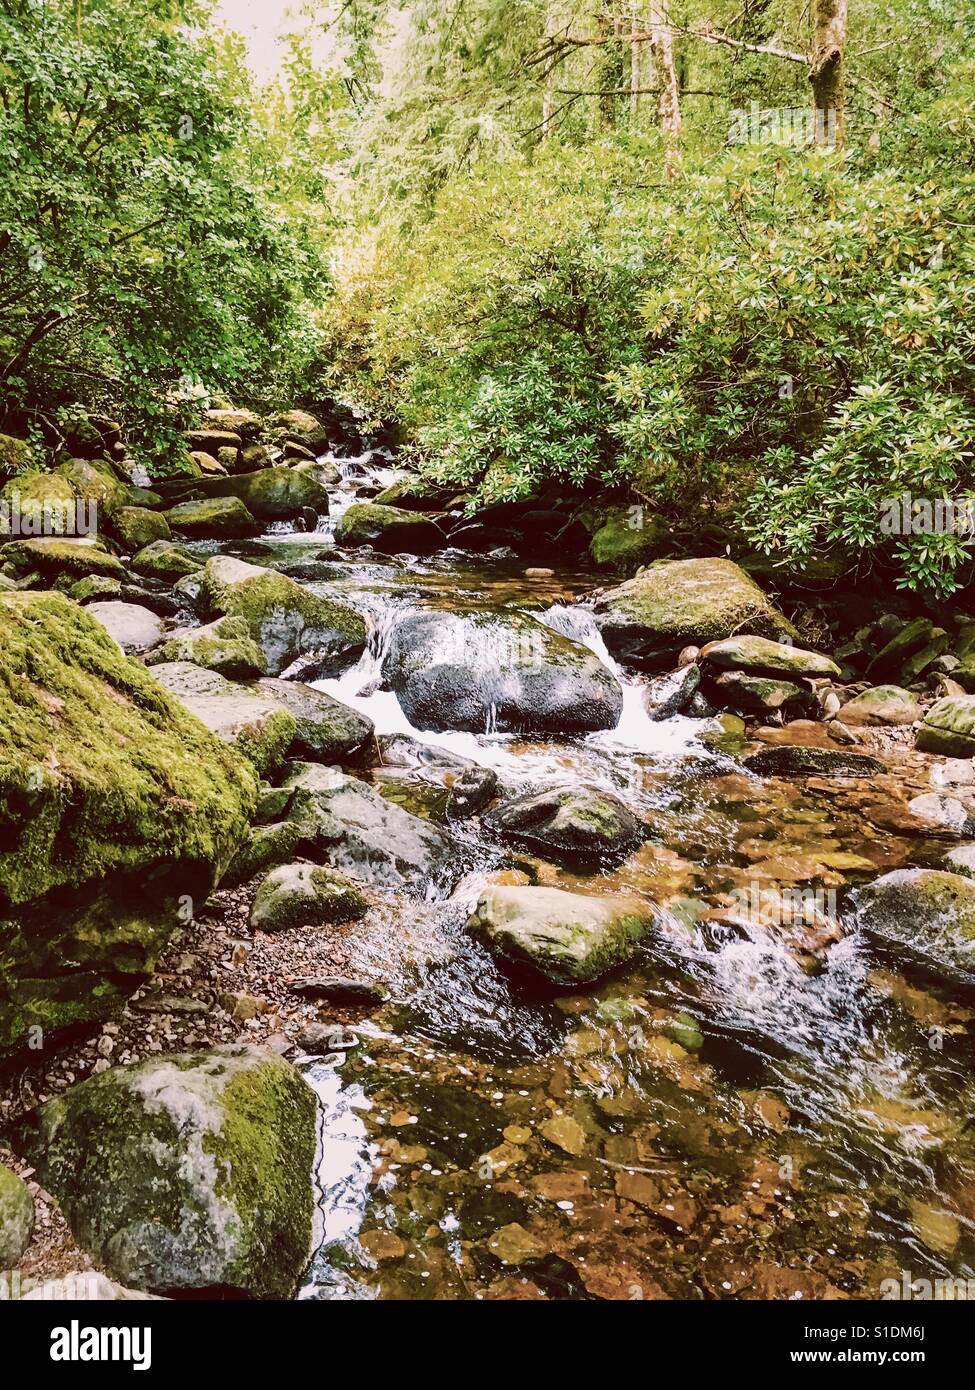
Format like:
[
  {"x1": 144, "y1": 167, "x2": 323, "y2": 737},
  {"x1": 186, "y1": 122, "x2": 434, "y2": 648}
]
[
  {"x1": 589, "y1": 506, "x2": 667, "y2": 573},
  {"x1": 130, "y1": 540, "x2": 203, "y2": 581},
  {"x1": 150, "y1": 616, "x2": 267, "y2": 680},
  {"x1": 2, "y1": 537, "x2": 126, "y2": 580},
  {"x1": 232, "y1": 707, "x2": 297, "y2": 777},
  {"x1": 111, "y1": 506, "x2": 171, "y2": 551}
]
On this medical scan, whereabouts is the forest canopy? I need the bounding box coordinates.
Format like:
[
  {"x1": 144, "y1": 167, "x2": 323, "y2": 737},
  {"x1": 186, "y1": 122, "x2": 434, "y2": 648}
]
[{"x1": 1, "y1": 0, "x2": 973, "y2": 590}]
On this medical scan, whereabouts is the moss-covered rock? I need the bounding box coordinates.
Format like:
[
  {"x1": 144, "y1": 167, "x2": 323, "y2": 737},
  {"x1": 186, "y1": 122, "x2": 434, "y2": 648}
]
[
  {"x1": 0, "y1": 1163, "x2": 34, "y2": 1266},
  {"x1": 484, "y1": 786, "x2": 644, "y2": 867},
  {"x1": 111, "y1": 506, "x2": 171, "y2": 551},
  {"x1": 1, "y1": 469, "x2": 83, "y2": 535},
  {"x1": 70, "y1": 574, "x2": 123, "y2": 603},
  {"x1": 201, "y1": 555, "x2": 366, "y2": 676},
  {"x1": 700, "y1": 634, "x2": 839, "y2": 678},
  {"x1": 149, "y1": 616, "x2": 267, "y2": 679},
  {"x1": 250, "y1": 862, "x2": 368, "y2": 932},
  {"x1": 853, "y1": 869, "x2": 975, "y2": 989},
  {"x1": 1, "y1": 536, "x2": 126, "y2": 581},
  {"x1": 335, "y1": 503, "x2": 443, "y2": 555},
  {"x1": 204, "y1": 408, "x2": 263, "y2": 442},
  {"x1": 221, "y1": 821, "x2": 304, "y2": 889},
  {"x1": 0, "y1": 593, "x2": 255, "y2": 1057},
  {"x1": 0, "y1": 432, "x2": 31, "y2": 479},
  {"x1": 149, "y1": 661, "x2": 296, "y2": 776},
  {"x1": 215, "y1": 468, "x2": 330, "y2": 522},
  {"x1": 163, "y1": 496, "x2": 259, "y2": 539},
  {"x1": 270, "y1": 409, "x2": 329, "y2": 452},
  {"x1": 58, "y1": 458, "x2": 130, "y2": 516},
  {"x1": 591, "y1": 557, "x2": 798, "y2": 668},
  {"x1": 840, "y1": 686, "x2": 922, "y2": 727},
  {"x1": 916, "y1": 695, "x2": 975, "y2": 758},
  {"x1": 710, "y1": 670, "x2": 813, "y2": 717},
  {"x1": 129, "y1": 539, "x2": 203, "y2": 582},
  {"x1": 10, "y1": 1045, "x2": 318, "y2": 1298},
  {"x1": 468, "y1": 885, "x2": 657, "y2": 984},
  {"x1": 588, "y1": 506, "x2": 668, "y2": 574},
  {"x1": 743, "y1": 746, "x2": 884, "y2": 777},
  {"x1": 253, "y1": 678, "x2": 373, "y2": 760}
]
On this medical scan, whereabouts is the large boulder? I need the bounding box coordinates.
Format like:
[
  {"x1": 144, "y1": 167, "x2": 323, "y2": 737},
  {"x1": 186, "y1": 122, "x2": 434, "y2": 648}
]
[
  {"x1": 468, "y1": 885, "x2": 657, "y2": 984},
  {"x1": 11, "y1": 1046, "x2": 318, "y2": 1298},
  {"x1": 840, "y1": 686, "x2": 922, "y2": 727},
  {"x1": 58, "y1": 458, "x2": 130, "y2": 516},
  {"x1": 853, "y1": 869, "x2": 975, "y2": 989},
  {"x1": 149, "y1": 663, "x2": 296, "y2": 777},
  {"x1": 591, "y1": 557, "x2": 797, "y2": 668},
  {"x1": 916, "y1": 695, "x2": 975, "y2": 758},
  {"x1": 204, "y1": 408, "x2": 263, "y2": 442},
  {"x1": 0, "y1": 594, "x2": 255, "y2": 1057},
  {"x1": 270, "y1": 410, "x2": 329, "y2": 452},
  {"x1": 163, "y1": 497, "x2": 259, "y2": 539},
  {"x1": 201, "y1": 555, "x2": 366, "y2": 676},
  {"x1": 250, "y1": 862, "x2": 367, "y2": 932},
  {"x1": 218, "y1": 468, "x2": 330, "y2": 523},
  {"x1": 282, "y1": 762, "x2": 458, "y2": 895},
  {"x1": 86, "y1": 601, "x2": 165, "y2": 655},
  {"x1": 382, "y1": 609, "x2": 623, "y2": 735},
  {"x1": 335, "y1": 503, "x2": 443, "y2": 555},
  {"x1": 149, "y1": 616, "x2": 267, "y2": 679},
  {"x1": 1, "y1": 469, "x2": 85, "y2": 534},
  {"x1": 484, "y1": 786, "x2": 644, "y2": 867},
  {"x1": 0, "y1": 1164, "x2": 34, "y2": 1266}
]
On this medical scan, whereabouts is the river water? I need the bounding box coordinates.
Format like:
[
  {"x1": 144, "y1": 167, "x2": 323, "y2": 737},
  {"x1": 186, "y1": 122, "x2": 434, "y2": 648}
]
[{"x1": 208, "y1": 451, "x2": 975, "y2": 1300}]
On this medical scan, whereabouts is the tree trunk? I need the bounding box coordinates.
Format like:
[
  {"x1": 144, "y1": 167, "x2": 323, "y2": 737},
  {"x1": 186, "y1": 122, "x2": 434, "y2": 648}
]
[
  {"x1": 630, "y1": 5, "x2": 642, "y2": 121},
  {"x1": 648, "y1": 0, "x2": 681, "y2": 173},
  {"x1": 810, "y1": 0, "x2": 847, "y2": 148}
]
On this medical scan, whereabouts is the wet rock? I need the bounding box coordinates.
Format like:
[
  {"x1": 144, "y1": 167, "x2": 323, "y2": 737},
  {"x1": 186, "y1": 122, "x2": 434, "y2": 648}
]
[
  {"x1": 85, "y1": 600, "x2": 165, "y2": 655},
  {"x1": 446, "y1": 765, "x2": 500, "y2": 819},
  {"x1": 853, "y1": 869, "x2": 975, "y2": 989},
  {"x1": 839, "y1": 685, "x2": 922, "y2": 726},
  {"x1": 0, "y1": 1163, "x2": 34, "y2": 1266},
  {"x1": 916, "y1": 695, "x2": 975, "y2": 758},
  {"x1": 710, "y1": 671, "x2": 813, "y2": 717},
  {"x1": 250, "y1": 861, "x2": 368, "y2": 932},
  {"x1": 644, "y1": 663, "x2": 700, "y2": 719},
  {"x1": 148, "y1": 615, "x2": 267, "y2": 679},
  {"x1": 253, "y1": 677, "x2": 373, "y2": 760},
  {"x1": 201, "y1": 555, "x2": 366, "y2": 677},
  {"x1": 907, "y1": 793, "x2": 975, "y2": 836},
  {"x1": 297, "y1": 1022, "x2": 358, "y2": 1053},
  {"x1": 163, "y1": 496, "x2": 260, "y2": 539},
  {"x1": 0, "y1": 594, "x2": 254, "y2": 1058},
  {"x1": 700, "y1": 634, "x2": 840, "y2": 678},
  {"x1": 222, "y1": 821, "x2": 305, "y2": 889},
  {"x1": 591, "y1": 557, "x2": 797, "y2": 668},
  {"x1": 468, "y1": 884, "x2": 658, "y2": 984},
  {"x1": 129, "y1": 539, "x2": 203, "y2": 582},
  {"x1": 289, "y1": 976, "x2": 387, "y2": 1006},
  {"x1": 10, "y1": 1045, "x2": 318, "y2": 1298},
  {"x1": 484, "y1": 786, "x2": 644, "y2": 867},
  {"x1": 335, "y1": 502, "x2": 443, "y2": 554},
  {"x1": 743, "y1": 746, "x2": 884, "y2": 777},
  {"x1": 149, "y1": 662, "x2": 297, "y2": 777},
  {"x1": 70, "y1": 574, "x2": 123, "y2": 603},
  {"x1": 282, "y1": 761, "x2": 459, "y2": 895},
  {"x1": 382, "y1": 609, "x2": 623, "y2": 735}
]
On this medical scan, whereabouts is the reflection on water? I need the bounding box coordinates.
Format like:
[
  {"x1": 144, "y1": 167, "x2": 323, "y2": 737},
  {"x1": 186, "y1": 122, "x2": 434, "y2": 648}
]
[{"x1": 207, "y1": 457, "x2": 975, "y2": 1299}]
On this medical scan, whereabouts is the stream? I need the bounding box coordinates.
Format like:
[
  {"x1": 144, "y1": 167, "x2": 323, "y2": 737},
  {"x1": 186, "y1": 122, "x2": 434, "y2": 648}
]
[{"x1": 194, "y1": 449, "x2": 975, "y2": 1301}]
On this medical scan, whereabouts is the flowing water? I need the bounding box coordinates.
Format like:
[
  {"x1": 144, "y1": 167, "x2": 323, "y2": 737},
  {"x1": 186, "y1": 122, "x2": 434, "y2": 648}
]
[{"x1": 208, "y1": 452, "x2": 975, "y2": 1300}]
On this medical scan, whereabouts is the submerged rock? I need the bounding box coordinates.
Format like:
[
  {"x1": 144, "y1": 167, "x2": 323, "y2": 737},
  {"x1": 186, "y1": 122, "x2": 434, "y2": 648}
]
[
  {"x1": 335, "y1": 502, "x2": 443, "y2": 554},
  {"x1": 382, "y1": 609, "x2": 623, "y2": 735},
  {"x1": 468, "y1": 885, "x2": 657, "y2": 984},
  {"x1": 201, "y1": 555, "x2": 366, "y2": 677},
  {"x1": 0, "y1": 594, "x2": 254, "y2": 1058},
  {"x1": 591, "y1": 557, "x2": 797, "y2": 668},
  {"x1": 643, "y1": 663, "x2": 700, "y2": 719},
  {"x1": 11, "y1": 1045, "x2": 318, "y2": 1298},
  {"x1": 484, "y1": 786, "x2": 644, "y2": 867},
  {"x1": 282, "y1": 761, "x2": 459, "y2": 895},
  {"x1": 743, "y1": 746, "x2": 884, "y2": 778},
  {"x1": 853, "y1": 869, "x2": 975, "y2": 989},
  {"x1": 250, "y1": 862, "x2": 367, "y2": 932},
  {"x1": 0, "y1": 1163, "x2": 34, "y2": 1266}
]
